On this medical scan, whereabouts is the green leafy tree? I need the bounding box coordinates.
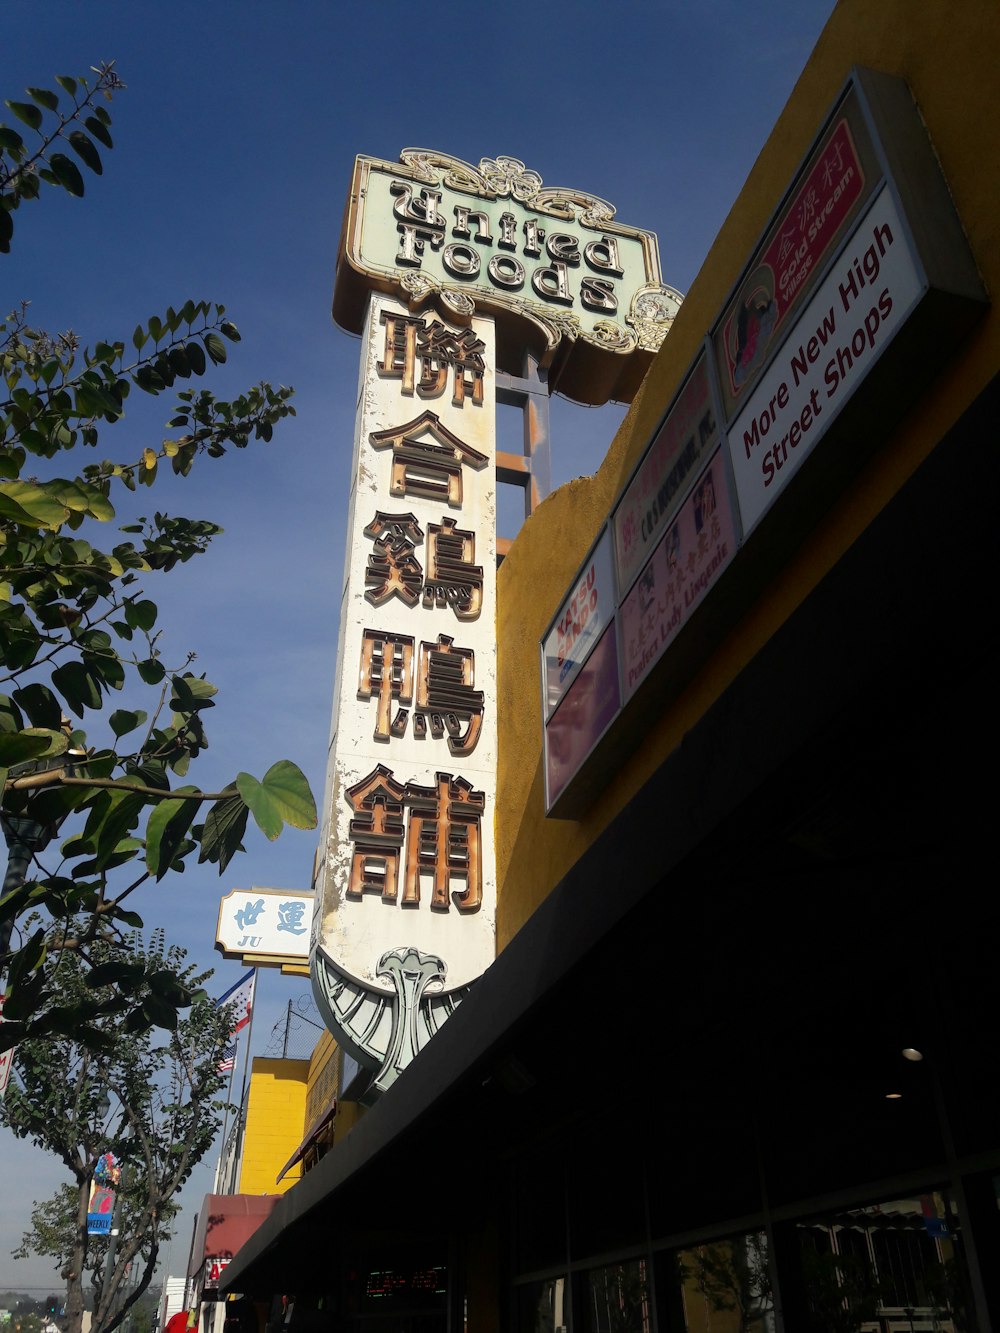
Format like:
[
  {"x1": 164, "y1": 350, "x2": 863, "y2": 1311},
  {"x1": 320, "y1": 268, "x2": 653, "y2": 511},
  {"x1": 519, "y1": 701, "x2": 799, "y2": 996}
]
[
  {"x1": 800, "y1": 1247, "x2": 886, "y2": 1333},
  {"x1": 0, "y1": 65, "x2": 316, "y2": 1047},
  {"x1": 2, "y1": 933, "x2": 235, "y2": 1333},
  {"x1": 680, "y1": 1234, "x2": 773, "y2": 1333}
]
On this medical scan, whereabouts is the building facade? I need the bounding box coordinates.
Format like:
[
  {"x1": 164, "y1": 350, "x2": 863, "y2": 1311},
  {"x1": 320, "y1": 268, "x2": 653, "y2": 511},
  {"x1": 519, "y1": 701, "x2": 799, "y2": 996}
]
[{"x1": 221, "y1": 2, "x2": 1000, "y2": 1329}]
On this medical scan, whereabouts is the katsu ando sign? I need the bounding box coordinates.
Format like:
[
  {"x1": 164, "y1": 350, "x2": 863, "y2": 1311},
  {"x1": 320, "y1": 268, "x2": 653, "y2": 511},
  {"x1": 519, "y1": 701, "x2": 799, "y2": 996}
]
[{"x1": 333, "y1": 149, "x2": 681, "y2": 405}]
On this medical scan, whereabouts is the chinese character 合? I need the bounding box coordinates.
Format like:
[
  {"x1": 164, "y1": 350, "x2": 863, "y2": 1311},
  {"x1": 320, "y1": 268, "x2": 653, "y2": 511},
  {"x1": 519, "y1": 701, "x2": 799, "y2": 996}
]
[{"x1": 369, "y1": 410, "x2": 487, "y2": 507}]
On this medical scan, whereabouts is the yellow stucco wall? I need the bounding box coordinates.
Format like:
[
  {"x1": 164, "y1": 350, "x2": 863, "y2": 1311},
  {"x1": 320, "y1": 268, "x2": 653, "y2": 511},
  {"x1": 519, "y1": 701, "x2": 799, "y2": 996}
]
[
  {"x1": 303, "y1": 1030, "x2": 366, "y2": 1147},
  {"x1": 237, "y1": 1057, "x2": 310, "y2": 1195},
  {"x1": 496, "y1": 0, "x2": 1000, "y2": 948}
]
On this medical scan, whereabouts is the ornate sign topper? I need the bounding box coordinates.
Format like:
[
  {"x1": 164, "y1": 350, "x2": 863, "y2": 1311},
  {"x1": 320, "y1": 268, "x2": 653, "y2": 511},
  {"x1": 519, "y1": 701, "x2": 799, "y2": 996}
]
[{"x1": 333, "y1": 150, "x2": 682, "y2": 406}]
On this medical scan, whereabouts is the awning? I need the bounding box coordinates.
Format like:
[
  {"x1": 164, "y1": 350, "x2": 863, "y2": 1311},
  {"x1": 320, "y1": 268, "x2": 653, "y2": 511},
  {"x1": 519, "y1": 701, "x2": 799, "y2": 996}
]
[
  {"x1": 275, "y1": 1093, "x2": 338, "y2": 1184},
  {"x1": 188, "y1": 1194, "x2": 279, "y2": 1294}
]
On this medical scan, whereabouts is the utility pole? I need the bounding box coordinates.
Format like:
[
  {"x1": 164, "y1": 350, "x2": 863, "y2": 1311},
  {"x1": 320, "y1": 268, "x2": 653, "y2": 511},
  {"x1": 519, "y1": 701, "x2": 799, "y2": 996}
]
[{"x1": 94, "y1": 1158, "x2": 127, "y2": 1333}]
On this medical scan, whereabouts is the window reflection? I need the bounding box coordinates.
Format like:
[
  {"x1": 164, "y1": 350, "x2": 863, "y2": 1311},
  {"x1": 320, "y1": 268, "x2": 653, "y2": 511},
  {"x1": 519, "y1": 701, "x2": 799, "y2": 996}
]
[
  {"x1": 582, "y1": 1260, "x2": 650, "y2": 1333},
  {"x1": 796, "y1": 1192, "x2": 974, "y2": 1331},
  {"x1": 674, "y1": 1231, "x2": 774, "y2": 1333},
  {"x1": 518, "y1": 1277, "x2": 568, "y2": 1333}
]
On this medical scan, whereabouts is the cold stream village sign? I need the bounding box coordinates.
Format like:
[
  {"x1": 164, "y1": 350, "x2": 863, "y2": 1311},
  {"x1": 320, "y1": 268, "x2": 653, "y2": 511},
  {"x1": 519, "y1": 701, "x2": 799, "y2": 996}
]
[{"x1": 312, "y1": 151, "x2": 674, "y2": 1098}]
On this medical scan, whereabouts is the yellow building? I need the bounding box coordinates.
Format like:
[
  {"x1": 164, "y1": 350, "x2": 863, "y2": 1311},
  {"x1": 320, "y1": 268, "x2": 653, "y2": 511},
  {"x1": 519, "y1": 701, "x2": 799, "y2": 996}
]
[
  {"x1": 223, "y1": 1, "x2": 1000, "y2": 1329},
  {"x1": 238, "y1": 1058, "x2": 311, "y2": 1196}
]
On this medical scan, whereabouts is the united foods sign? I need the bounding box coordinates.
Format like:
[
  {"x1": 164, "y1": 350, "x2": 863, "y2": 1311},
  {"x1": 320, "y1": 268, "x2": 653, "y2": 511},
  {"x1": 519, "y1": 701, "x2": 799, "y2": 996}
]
[
  {"x1": 333, "y1": 149, "x2": 681, "y2": 405},
  {"x1": 316, "y1": 150, "x2": 672, "y2": 1097}
]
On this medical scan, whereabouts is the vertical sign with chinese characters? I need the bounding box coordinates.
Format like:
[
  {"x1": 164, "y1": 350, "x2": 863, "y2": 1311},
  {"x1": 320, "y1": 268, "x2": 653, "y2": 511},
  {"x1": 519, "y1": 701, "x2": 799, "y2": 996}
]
[{"x1": 312, "y1": 295, "x2": 497, "y2": 1090}]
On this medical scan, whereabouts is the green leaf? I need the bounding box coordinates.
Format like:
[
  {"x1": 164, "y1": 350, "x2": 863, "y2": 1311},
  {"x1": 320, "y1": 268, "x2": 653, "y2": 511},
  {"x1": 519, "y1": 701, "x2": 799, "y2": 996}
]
[
  {"x1": 8, "y1": 928, "x2": 46, "y2": 987},
  {"x1": 111, "y1": 907, "x2": 144, "y2": 928},
  {"x1": 128, "y1": 760, "x2": 170, "y2": 790},
  {"x1": 0, "y1": 481, "x2": 67, "y2": 528},
  {"x1": 236, "y1": 760, "x2": 317, "y2": 841},
  {"x1": 92, "y1": 790, "x2": 145, "y2": 870},
  {"x1": 136, "y1": 658, "x2": 165, "y2": 685},
  {"x1": 124, "y1": 598, "x2": 157, "y2": 631},
  {"x1": 203, "y1": 332, "x2": 227, "y2": 365},
  {"x1": 124, "y1": 1006, "x2": 151, "y2": 1034},
  {"x1": 168, "y1": 345, "x2": 190, "y2": 378},
  {"x1": 109, "y1": 708, "x2": 147, "y2": 738},
  {"x1": 0, "y1": 695, "x2": 25, "y2": 733},
  {"x1": 6, "y1": 101, "x2": 43, "y2": 131},
  {"x1": 52, "y1": 660, "x2": 103, "y2": 716},
  {"x1": 48, "y1": 153, "x2": 86, "y2": 197},
  {"x1": 197, "y1": 792, "x2": 249, "y2": 873},
  {"x1": 145, "y1": 786, "x2": 200, "y2": 880},
  {"x1": 143, "y1": 994, "x2": 178, "y2": 1030},
  {"x1": 0, "y1": 126, "x2": 25, "y2": 153},
  {"x1": 67, "y1": 130, "x2": 102, "y2": 174},
  {"x1": 55, "y1": 75, "x2": 78, "y2": 97},
  {"x1": 169, "y1": 674, "x2": 217, "y2": 712},
  {"x1": 11, "y1": 683, "x2": 62, "y2": 729},
  {"x1": 219, "y1": 321, "x2": 242, "y2": 342},
  {"x1": 44, "y1": 478, "x2": 115, "y2": 522},
  {"x1": 186, "y1": 341, "x2": 206, "y2": 376},
  {"x1": 86, "y1": 960, "x2": 144, "y2": 990},
  {"x1": 85, "y1": 115, "x2": 112, "y2": 149},
  {"x1": 0, "y1": 730, "x2": 53, "y2": 765},
  {"x1": 27, "y1": 87, "x2": 60, "y2": 112}
]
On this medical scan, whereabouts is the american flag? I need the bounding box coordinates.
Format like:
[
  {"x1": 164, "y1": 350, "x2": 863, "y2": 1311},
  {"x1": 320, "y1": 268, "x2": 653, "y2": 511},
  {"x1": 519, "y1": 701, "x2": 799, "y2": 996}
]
[
  {"x1": 217, "y1": 1043, "x2": 237, "y2": 1075},
  {"x1": 214, "y1": 968, "x2": 255, "y2": 1036}
]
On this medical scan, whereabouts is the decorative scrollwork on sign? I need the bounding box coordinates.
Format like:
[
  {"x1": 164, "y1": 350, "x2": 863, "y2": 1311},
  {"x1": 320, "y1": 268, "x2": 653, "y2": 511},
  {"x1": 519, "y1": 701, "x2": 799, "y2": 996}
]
[
  {"x1": 629, "y1": 284, "x2": 685, "y2": 351},
  {"x1": 477, "y1": 156, "x2": 544, "y2": 202},
  {"x1": 398, "y1": 148, "x2": 619, "y2": 225},
  {"x1": 532, "y1": 189, "x2": 617, "y2": 228},
  {"x1": 588, "y1": 319, "x2": 634, "y2": 351},
  {"x1": 399, "y1": 271, "x2": 439, "y2": 305},
  {"x1": 311, "y1": 944, "x2": 472, "y2": 1103},
  {"x1": 440, "y1": 288, "x2": 476, "y2": 320}
]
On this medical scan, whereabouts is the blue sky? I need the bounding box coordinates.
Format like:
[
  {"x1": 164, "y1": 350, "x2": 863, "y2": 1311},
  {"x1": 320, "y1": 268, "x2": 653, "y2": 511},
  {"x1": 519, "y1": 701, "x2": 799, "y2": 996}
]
[{"x1": 2, "y1": 0, "x2": 836, "y2": 1293}]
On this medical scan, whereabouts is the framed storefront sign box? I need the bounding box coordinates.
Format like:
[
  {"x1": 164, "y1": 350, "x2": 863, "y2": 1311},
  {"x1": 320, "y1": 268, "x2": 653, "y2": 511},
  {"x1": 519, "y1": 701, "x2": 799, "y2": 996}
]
[{"x1": 541, "y1": 66, "x2": 988, "y2": 820}]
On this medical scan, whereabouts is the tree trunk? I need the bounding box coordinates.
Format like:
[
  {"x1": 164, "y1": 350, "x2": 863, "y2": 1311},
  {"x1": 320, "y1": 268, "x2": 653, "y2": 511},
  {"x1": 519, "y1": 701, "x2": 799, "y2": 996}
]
[{"x1": 63, "y1": 1174, "x2": 91, "y2": 1333}]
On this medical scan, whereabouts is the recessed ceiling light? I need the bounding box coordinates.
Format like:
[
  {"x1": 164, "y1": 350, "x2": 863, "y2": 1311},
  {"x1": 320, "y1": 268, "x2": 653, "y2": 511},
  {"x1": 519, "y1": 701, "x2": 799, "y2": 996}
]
[
  {"x1": 885, "y1": 1092, "x2": 903, "y2": 1099},
  {"x1": 902, "y1": 1047, "x2": 924, "y2": 1062}
]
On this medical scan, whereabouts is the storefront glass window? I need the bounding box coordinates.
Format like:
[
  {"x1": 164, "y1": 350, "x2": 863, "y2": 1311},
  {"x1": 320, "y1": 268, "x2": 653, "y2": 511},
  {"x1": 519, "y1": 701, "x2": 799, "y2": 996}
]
[
  {"x1": 517, "y1": 1277, "x2": 568, "y2": 1333},
  {"x1": 581, "y1": 1260, "x2": 650, "y2": 1333},
  {"x1": 669, "y1": 1231, "x2": 774, "y2": 1333},
  {"x1": 796, "y1": 1191, "x2": 975, "y2": 1331}
]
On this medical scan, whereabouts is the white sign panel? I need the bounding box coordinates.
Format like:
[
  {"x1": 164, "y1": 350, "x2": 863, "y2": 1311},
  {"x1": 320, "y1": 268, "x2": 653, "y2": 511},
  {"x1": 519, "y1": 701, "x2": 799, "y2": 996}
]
[
  {"x1": 315, "y1": 295, "x2": 497, "y2": 995},
  {"x1": 729, "y1": 187, "x2": 924, "y2": 536},
  {"x1": 216, "y1": 888, "x2": 314, "y2": 961}
]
